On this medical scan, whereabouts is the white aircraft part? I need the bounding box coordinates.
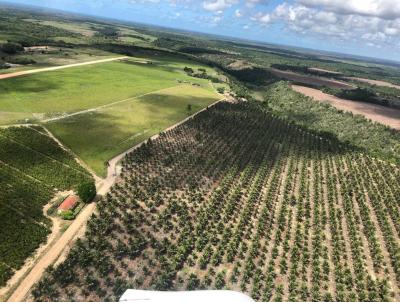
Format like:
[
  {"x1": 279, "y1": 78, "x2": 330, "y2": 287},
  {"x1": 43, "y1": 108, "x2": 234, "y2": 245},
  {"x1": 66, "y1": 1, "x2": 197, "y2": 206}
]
[{"x1": 119, "y1": 290, "x2": 255, "y2": 302}]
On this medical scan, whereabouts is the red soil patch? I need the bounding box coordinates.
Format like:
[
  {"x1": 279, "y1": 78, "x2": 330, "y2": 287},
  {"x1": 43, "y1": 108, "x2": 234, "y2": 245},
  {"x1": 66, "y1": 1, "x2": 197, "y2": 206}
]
[{"x1": 292, "y1": 85, "x2": 400, "y2": 130}]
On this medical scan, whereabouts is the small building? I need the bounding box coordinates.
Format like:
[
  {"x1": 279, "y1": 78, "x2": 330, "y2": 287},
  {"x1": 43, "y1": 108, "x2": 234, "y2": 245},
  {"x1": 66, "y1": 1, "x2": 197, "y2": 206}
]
[{"x1": 58, "y1": 195, "x2": 79, "y2": 214}]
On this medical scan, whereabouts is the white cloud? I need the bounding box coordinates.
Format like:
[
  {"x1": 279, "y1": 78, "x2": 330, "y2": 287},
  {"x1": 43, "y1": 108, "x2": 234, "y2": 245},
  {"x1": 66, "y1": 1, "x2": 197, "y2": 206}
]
[
  {"x1": 202, "y1": 0, "x2": 238, "y2": 12},
  {"x1": 253, "y1": 2, "x2": 400, "y2": 49},
  {"x1": 297, "y1": 0, "x2": 400, "y2": 20}
]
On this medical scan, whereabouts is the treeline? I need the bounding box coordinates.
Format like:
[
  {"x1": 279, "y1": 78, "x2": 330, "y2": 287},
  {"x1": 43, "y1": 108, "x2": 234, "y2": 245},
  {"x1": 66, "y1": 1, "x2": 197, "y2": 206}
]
[
  {"x1": 264, "y1": 82, "x2": 400, "y2": 164},
  {"x1": 323, "y1": 86, "x2": 400, "y2": 109}
]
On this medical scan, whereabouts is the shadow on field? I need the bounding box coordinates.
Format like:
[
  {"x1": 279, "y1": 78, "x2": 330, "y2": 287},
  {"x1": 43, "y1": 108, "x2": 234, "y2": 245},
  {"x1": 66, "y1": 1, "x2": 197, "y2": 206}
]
[
  {"x1": 46, "y1": 93, "x2": 221, "y2": 175},
  {"x1": 0, "y1": 75, "x2": 61, "y2": 94},
  {"x1": 120, "y1": 101, "x2": 352, "y2": 191}
]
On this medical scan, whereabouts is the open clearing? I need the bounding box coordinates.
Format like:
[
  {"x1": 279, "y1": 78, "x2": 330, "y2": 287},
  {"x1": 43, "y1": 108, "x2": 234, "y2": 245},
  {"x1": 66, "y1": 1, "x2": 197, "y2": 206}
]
[
  {"x1": 344, "y1": 77, "x2": 400, "y2": 90},
  {"x1": 270, "y1": 68, "x2": 354, "y2": 90},
  {"x1": 292, "y1": 85, "x2": 400, "y2": 130},
  {"x1": 46, "y1": 85, "x2": 221, "y2": 177}
]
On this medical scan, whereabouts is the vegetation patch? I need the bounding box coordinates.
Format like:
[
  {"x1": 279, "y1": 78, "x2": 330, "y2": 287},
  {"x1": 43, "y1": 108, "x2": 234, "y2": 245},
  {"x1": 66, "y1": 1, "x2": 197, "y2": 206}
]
[{"x1": 265, "y1": 82, "x2": 400, "y2": 164}]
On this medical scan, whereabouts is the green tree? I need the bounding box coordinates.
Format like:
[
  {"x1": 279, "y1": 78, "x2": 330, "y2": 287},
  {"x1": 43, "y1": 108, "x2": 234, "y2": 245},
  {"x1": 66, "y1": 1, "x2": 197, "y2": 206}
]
[
  {"x1": 77, "y1": 181, "x2": 97, "y2": 203},
  {"x1": 1, "y1": 42, "x2": 23, "y2": 54}
]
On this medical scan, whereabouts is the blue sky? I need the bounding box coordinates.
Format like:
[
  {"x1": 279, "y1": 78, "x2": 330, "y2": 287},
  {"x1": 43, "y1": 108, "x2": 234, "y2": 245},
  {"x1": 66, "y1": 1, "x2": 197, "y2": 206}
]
[{"x1": 5, "y1": 0, "x2": 400, "y2": 61}]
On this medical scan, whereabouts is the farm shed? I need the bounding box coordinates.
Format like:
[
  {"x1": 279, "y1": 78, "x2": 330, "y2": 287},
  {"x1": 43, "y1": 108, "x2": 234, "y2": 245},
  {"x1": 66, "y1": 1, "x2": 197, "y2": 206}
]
[{"x1": 58, "y1": 195, "x2": 79, "y2": 213}]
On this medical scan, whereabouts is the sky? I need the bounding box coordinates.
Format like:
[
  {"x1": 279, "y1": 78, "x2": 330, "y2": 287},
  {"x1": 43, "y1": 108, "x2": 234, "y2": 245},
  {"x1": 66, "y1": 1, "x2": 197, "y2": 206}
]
[{"x1": 5, "y1": 0, "x2": 400, "y2": 61}]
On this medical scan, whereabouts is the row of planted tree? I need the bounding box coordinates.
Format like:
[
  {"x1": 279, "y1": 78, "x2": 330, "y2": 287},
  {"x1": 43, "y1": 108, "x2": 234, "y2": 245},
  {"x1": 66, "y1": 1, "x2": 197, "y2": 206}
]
[{"x1": 32, "y1": 101, "x2": 399, "y2": 302}]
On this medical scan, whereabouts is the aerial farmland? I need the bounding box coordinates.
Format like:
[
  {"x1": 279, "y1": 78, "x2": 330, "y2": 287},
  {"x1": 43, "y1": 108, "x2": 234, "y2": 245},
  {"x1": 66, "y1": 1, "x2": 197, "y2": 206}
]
[{"x1": 0, "y1": 2, "x2": 399, "y2": 302}]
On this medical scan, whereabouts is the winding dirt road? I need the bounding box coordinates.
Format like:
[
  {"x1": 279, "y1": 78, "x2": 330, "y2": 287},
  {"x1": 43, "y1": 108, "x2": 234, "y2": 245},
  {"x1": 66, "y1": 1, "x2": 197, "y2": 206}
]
[
  {"x1": 4, "y1": 96, "x2": 226, "y2": 302},
  {"x1": 0, "y1": 56, "x2": 128, "y2": 80}
]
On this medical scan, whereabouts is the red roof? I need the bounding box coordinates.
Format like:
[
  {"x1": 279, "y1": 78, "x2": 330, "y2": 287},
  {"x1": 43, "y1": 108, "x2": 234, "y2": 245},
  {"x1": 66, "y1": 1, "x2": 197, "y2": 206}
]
[{"x1": 58, "y1": 195, "x2": 79, "y2": 211}]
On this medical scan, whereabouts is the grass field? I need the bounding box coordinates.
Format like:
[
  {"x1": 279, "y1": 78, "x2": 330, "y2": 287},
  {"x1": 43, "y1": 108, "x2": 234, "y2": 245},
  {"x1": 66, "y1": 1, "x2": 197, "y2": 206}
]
[
  {"x1": 0, "y1": 57, "x2": 218, "y2": 125},
  {"x1": 46, "y1": 85, "x2": 221, "y2": 176}
]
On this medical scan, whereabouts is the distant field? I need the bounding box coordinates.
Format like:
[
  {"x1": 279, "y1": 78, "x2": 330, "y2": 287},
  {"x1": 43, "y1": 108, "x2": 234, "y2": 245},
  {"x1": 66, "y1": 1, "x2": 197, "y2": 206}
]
[
  {"x1": 0, "y1": 57, "x2": 218, "y2": 125},
  {"x1": 46, "y1": 85, "x2": 221, "y2": 176}
]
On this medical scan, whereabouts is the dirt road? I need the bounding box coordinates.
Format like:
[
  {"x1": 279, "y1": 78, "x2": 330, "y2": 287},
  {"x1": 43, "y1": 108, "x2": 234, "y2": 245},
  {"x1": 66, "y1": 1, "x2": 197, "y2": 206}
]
[
  {"x1": 292, "y1": 85, "x2": 400, "y2": 130},
  {"x1": 0, "y1": 57, "x2": 128, "y2": 80},
  {"x1": 5, "y1": 96, "x2": 226, "y2": 302}
]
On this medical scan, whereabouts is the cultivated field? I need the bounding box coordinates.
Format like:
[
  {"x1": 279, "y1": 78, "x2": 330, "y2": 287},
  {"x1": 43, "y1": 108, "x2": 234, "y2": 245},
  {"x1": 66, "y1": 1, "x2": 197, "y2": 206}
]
[
  {"x1": 0, "y1": 126, "x2": 92, "y2": 287},
  {"x1": 46, "y1": 85, "x2": 221, "y2": 176},
  {"x1": 32, "y1": 102, "x2": 400, "y2": 302},
  {"x1": 292, "y1": 85, "x2": 400, "y2": 130}
]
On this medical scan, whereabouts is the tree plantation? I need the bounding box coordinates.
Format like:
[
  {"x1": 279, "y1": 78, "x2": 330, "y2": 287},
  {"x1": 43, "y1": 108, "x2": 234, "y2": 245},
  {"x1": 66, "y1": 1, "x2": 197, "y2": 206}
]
[
  {"x1": 0, "y1": 126, "x2": 93, "y2": 286},
  {"x1": 32, "y1": 101, "x2": 399, "y2": 302}
]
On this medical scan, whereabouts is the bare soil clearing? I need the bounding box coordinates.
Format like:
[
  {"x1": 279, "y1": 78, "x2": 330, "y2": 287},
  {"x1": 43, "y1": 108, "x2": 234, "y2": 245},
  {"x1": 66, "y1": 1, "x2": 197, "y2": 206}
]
[
  {"x1": 270, "y1": 68, "x2": 354, "y2": 90},
  {"x1": 344, "y1": 77, "x2": 400, "y2": 90},
  {"x1": 308, "y1": 67, "x2": 341, "y2": 75},
  {"x1": 292, "y1": 85, "x2": 400, "y2": 130},
  {"x1": 0, "y1": 56, "x2": 128, "y2": 80}
]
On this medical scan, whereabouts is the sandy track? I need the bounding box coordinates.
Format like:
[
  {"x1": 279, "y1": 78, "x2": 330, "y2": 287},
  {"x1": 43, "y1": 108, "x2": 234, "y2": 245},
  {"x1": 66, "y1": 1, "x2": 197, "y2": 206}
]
[
  {"x1": 292, "y1": 85, "x2": 400, "y2": 130},
  {"x1": 5, "y1": 96, "x2": 226, "y2": 302},
  {"x1": 308, "y1": 67, "x2": 341, "y2": 75},
  {"x1": 270, "y1": 68, "x2": 354, "y2": 90},
  {"x1": 0, "y1": 57, "x2": 128, "y2": 80},
  {"x1": 344, "y1": 77, "x2": 400, "y2": 90}
]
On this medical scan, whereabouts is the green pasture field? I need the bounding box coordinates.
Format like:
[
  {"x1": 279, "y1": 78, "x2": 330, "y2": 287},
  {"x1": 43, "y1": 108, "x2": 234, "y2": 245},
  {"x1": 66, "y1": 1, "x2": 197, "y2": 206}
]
[
  {"x1": 46, "y1": 85, "x2": 221, "y2": 176},
  {"x1": 0, "y1": 57, "x2": 217, "y2": 124}
]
